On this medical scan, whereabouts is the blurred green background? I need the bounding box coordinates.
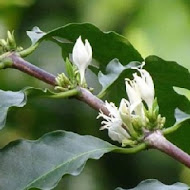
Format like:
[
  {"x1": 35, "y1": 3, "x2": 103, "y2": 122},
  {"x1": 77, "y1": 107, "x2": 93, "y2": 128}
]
[{"x1": 1, "y1": 0, "x2": 190, "y2": 189}]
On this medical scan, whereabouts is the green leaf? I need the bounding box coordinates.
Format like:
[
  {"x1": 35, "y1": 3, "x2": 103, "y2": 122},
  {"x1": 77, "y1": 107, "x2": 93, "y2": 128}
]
[
  {"x1": 0, "y1": 130, "x2": 116, "y2": 190},
  {"x1": 144, "y1": 56, "x2": 190, "y2": 153},
  {"x1": 144, "y1": 56, "x2": 190, "y2": 126},
  {"x1": 0, "y1": 89, "x2": 26, "y2": 129},
  {"x1": 98, "y1": 59, "x2": 141, "y2": 98},
  {"x1": 25, "y1": 23, "x2": 143, "y2": 102},
  {"x1": 39, "y1": 23, "x2": 143, "y2": 72},
  {"x1": 115, "y1": 179, "x2": 189, "y2": 190}
]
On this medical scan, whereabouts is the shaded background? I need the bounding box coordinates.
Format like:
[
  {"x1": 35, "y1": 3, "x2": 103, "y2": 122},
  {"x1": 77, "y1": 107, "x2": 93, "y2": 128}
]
[{"x1": 0, "y1": 0, "x2": 190, "y2": 189}]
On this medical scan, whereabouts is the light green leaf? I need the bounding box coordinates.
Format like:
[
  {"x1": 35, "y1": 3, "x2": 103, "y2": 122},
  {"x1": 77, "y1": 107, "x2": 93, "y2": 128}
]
[
  {"x1": 0, "y1": 87, "x2": 55, "y2": 130},
  {"x1": 163, "y1": 108, "x2": 190, "y2": 135},
  {"x1": 0, "y1": 89, "x2": 26, "y2": 129},
  {"x1": 98, "y1": 59, "x2": 141, "y2": 98},
  {"x1": 116, "y1": 179, "x2": 189, "y2": 190},
  {"x1": 173, "y1": 87, "x2": 190, "y2": 101},
  {"x1": 0, "y1": 130, "x2": 116, "y2": 190},
  {"x1": 174, "y1": 108, "x2": 190, "y2": 125},
  {"x1": 27, "y1": 26, "x2": 46, "y2": 45}
]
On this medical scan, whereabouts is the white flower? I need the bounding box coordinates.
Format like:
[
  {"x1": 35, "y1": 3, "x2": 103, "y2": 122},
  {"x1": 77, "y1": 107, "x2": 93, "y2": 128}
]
[
  {"x1": 133, "y1": 69, "x2": 154, "y2": 109},
  {"x1": 119, "y1": 98, "x2": 131, "y2": 123},
  {"x1": 97, "y1": 68, "x2": 156, "y2": 144},
  {"x1": 125, "y1": 79, "x2": 145, "y2": 118},
  {"x1": 72, "y1": 36, "x2": 92, "y2": 84},
  {"x1": 97, "y1": 101, "x2": 130, "y2": 143}
]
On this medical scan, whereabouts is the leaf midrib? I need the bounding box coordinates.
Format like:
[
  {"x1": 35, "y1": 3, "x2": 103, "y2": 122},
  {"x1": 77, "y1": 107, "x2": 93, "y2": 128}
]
[{"x1": 23, "y1": 146, "x2": 115, "y2": 190}]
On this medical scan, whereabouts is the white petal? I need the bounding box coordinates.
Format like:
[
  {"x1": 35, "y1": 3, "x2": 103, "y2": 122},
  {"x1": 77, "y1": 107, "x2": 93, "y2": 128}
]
[
  {"x1": 105, "y1": 101, "x2": 120, "y2": 118},
  {"x1": 108, "y1": 124, "x2": 130, "y2": 143},
  {"x1": 85, "y1": 39, "x2": 92, "y2": 62},
  {"x1": 140, "y1": 69, "x2": 154, "y2": 96},
  {"x1": 72, "y1": 36, "x2": 89, "y2": 67},
  {"x1": 134, "y1": 69, "x2": 154, "y2": 109},
  {"x1": 97, "y1": 101, "x2": 130, "y2": 143},
  {"x1": 125, "y1": 79, "x2": 142, "y2": 110},
  {"x1": 119, "y1": 98, "x2": 129, "y2": 114},
  {"x1": 72, "y1": 36, "x2": 92, "y2": 84},
  {"x1": 125, "y1": 80, "x2": 139, "y2": 103}
]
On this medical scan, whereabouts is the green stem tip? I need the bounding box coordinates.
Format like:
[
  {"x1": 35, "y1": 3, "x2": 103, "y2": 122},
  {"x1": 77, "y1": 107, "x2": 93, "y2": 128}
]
[
  {"x1": 50, "y1": 88, "x2": 80, "y2": 99},
  {"x1": 113, "y1": 143, "x2": 146, "y2": 154}
]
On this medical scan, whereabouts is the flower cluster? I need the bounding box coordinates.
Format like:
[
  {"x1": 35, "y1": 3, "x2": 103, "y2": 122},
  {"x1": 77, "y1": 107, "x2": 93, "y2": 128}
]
[
  {"x1": 98, "y1": 68, "x2": 165, "y2": 146},
  {"x1": 55, "y1": 36, "x2": 165, "y2": 146}
]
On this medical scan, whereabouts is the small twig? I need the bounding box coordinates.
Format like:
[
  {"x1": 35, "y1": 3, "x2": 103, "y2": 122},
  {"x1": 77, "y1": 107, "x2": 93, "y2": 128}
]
[
  {"x1": 10, "y1": 53, "x2": 56, "y2": 86},
  {"x1": 7, "y1": 53, "x2": 109, "y2": 116},
  {"x1": 77, "y1": 88, "x2": 109, "y2": 116},
  {"x1": 145, "y1": 130, "x2": 190, "y2": 168}
]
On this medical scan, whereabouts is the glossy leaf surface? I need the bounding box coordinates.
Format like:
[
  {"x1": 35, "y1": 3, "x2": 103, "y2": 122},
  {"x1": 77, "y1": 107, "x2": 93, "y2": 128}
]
[{"x1": 0, "y1": 130, "x2": 116, "y2": 190}]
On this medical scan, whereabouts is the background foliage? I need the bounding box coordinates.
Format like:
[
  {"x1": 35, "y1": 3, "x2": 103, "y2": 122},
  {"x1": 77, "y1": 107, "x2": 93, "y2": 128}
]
[{"x1": 1, "y1": 0, "x2": 190, "y2": 189}]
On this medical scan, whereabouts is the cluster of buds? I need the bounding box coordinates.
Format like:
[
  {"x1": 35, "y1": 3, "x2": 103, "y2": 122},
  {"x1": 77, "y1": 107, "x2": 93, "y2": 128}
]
[
  {"x1": 0, "y1": 31, "x2": 23, "y2": 54},
  {"x1": 55, "y1": 36, "x2": 92, "y2": 91},
  {"x1": 98, "y1": 68, "x2": 165, "y2": 146},
  {"x1": 55, "y1": 58, "x2": 79, "y2": 91}
]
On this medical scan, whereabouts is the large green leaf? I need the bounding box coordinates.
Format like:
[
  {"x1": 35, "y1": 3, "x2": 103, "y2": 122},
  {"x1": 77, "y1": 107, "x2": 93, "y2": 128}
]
[
  {"x1": 116, "y1": 179, "x2": 189, "y2": 190},
  {"x1": 0, "y1": 130, "x2": 116, "y2": 190},
  {"x1": 25, "y1": 23, "x2": 143, "y2": 103},
  {"x1": 26, "y1": 23, "x2": 143, "y2": 102},
  {"x1": 35, "y1": 23, "x2": 143, "y2": 72},
  {"x1": 0, "y1": 89, "x2": 26, "y2": 129},
  {"x1": 144, "y1": 56, "x2": 190, "y2": 153}
]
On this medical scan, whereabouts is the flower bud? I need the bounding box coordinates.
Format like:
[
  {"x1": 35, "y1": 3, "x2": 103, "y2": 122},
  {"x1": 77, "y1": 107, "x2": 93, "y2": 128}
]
[
  {"x1": 0, "y1": 39, "x2": 7, "y2": 48},
  {"x1": 72, "y1": 36, "x2": 92, "y2": 84}
]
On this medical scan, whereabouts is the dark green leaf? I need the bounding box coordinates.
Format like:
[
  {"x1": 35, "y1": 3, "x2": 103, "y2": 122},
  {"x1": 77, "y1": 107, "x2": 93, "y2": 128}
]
[
  {"x1": 26, "y1": 23, "x2": 143, "y2": 102},
  {"x1": 0, "y1": 89, "x2": 26, "y2": 129},
  {"x1": 40, "y1": 23, "x2": 143, "y2": 72},
  {"x1": 116, "y1": 179, "x2": 189, "y2": 190},
  {"x1": 0, "y1": 130, "x2": 116, "y2": 190},
  {"x1": 144, "y1": 56, "x2": 190, "y2": 153}
]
